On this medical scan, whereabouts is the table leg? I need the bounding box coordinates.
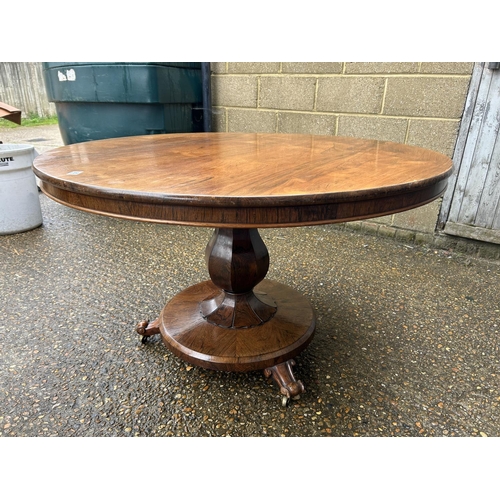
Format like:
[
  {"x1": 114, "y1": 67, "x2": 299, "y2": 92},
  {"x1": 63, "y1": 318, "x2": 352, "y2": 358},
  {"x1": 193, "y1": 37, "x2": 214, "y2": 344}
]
[
  {"x1": 137, "y1": 228, "x2": 315, "y2": 403},
  {"x1": 136, "y1": 318, "x2": 160, "y2": 344},
  {"x1": 264, "y1": 359, "x2": 305, "y2": 407}
]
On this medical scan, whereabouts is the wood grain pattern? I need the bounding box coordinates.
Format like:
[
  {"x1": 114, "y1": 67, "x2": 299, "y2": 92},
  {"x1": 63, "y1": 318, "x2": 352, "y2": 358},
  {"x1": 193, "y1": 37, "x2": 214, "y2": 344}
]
[
  {"x1": 202, "y1": 229, "x2": 277, "y2": 329},
  {"x1": 442, "y1": 63, "x2": 500, "y2": 243},
  {"x1": 33, "y1": 133, "x2": 452, "y2": 228},
  {"x1": 159, "y1": 280, "x2": 315, "y2": 372}
]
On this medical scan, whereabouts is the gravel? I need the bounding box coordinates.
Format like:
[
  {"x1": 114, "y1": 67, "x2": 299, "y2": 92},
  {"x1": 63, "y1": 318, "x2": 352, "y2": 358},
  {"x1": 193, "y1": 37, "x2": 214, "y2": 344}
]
[{"x1": 1, "y1": 194, "x2": 499, "y2": 437}]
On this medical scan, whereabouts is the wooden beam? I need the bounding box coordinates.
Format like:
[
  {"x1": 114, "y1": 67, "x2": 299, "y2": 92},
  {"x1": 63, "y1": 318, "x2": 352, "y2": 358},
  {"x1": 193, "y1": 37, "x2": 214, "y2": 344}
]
[
  {"x1": 444, "y1": 221, "x2": 500, "y2": 245},
  {"x1": 0, "y1": 102, "x2": 21, "y2": 125}
]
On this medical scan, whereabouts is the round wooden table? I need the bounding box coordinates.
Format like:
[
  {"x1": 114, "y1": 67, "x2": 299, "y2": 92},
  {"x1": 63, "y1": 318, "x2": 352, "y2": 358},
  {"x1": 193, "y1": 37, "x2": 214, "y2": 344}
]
[{"x1": 33, "y1": 133, "x2": 452, "y2": 405}]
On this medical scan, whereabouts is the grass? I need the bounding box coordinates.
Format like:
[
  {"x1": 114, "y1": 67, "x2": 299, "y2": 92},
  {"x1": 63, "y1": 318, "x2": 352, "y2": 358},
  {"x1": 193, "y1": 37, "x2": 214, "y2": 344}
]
[{"x1": 0, "y1": 114, "x2": 58, "y2": 128}]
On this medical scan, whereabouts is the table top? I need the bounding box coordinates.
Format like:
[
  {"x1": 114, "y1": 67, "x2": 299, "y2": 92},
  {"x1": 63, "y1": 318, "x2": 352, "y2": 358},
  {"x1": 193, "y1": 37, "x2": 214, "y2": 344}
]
[{"x1": 33, "y1": 133, "x2": 453, "y2": 228}]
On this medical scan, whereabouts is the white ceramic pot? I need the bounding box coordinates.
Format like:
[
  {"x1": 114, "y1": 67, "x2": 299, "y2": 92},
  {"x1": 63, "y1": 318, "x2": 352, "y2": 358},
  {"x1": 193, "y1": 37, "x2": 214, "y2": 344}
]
[{"x1": 0, "y1": 144, "x2": 43, "y2": 235}]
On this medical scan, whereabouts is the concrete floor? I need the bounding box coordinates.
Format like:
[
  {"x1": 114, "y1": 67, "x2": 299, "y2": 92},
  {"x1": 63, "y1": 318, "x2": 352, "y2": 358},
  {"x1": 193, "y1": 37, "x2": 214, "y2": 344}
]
[{"x1": 1, "y1": 125, "x2": 499, "y2": 438}]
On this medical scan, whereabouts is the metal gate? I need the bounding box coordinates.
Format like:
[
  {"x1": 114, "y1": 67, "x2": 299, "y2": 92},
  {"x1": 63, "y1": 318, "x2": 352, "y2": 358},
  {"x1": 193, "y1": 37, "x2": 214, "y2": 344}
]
[{"x1": 439, "y1": 62, "x2": 500, "y2": 244}]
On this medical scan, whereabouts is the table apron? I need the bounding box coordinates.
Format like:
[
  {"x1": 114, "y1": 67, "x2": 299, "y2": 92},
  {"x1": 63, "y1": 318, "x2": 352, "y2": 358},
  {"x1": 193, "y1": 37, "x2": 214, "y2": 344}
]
[{"x1": 39, "y1": 179, "x2": 449, "y2": 228}]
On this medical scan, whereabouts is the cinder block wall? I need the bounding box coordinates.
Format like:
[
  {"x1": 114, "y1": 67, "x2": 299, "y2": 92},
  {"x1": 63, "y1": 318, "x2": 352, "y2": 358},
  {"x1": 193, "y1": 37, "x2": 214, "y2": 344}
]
[{"x1": 210, "y1": 62, "x2": 474, "y2": 238}]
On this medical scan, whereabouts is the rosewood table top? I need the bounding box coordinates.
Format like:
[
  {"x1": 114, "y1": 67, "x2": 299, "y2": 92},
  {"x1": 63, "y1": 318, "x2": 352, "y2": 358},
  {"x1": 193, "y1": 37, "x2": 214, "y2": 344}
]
[{"x1": 33, "y1": 132, "x2": 452, "y2": 228}]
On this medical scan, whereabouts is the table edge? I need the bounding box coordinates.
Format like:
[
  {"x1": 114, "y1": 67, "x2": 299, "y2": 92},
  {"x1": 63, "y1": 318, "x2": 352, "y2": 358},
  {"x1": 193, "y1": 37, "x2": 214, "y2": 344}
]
[{"x1": 38, "y1": 176, "x2": 450, "y2": 228}]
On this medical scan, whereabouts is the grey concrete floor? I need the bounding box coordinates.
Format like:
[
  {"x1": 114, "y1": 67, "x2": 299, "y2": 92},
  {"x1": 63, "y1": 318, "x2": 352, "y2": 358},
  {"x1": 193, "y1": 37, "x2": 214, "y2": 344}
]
[
  {"x1": 1, "y1": 125, "x2": 499, "y2": 438},
  {"x1": 0, "y1": 123, "x2": 64, "y2": 155}
]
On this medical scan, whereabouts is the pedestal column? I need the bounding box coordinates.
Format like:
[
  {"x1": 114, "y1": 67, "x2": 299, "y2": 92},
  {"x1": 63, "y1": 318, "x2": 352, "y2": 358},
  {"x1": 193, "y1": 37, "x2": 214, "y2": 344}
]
[{"x1": 138, "y1": 228, "x2": 316, "y2": 404}]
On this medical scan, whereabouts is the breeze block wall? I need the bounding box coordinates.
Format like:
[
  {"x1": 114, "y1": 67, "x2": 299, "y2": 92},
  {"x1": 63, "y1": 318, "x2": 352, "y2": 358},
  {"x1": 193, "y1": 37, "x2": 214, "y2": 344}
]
[{"x1": 210, "y1": 62, "x2": 474, "y2": 241}]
